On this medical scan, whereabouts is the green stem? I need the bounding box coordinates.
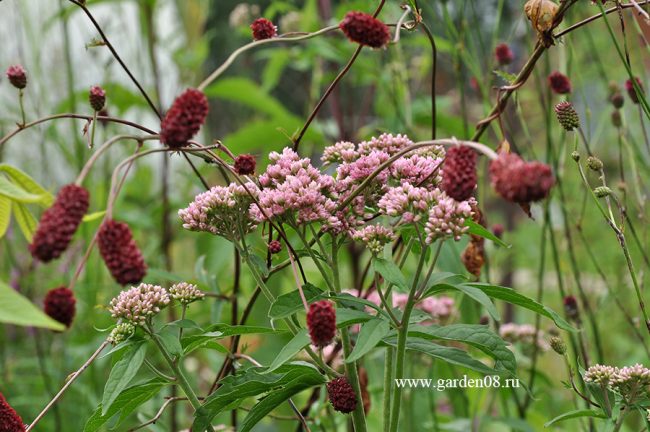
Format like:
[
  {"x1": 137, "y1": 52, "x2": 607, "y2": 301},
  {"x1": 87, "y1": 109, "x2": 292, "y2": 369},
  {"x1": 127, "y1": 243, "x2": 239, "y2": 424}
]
[
  {"x1": 383, "y1": 347, "x2": 394, "y2": 432},
  {"x1": 18, "y1": 89, "x2": 26, "y2": 126},
  {"x1": 148, "y1": 327, "x2": 201, "y2": 410}
]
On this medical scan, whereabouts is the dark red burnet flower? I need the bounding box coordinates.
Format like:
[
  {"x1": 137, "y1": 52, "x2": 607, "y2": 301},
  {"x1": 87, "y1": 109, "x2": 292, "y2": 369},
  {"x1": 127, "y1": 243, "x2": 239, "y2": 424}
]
[
  {"x1": 491, "y1": 223, "x2": 504, "y2": 238},
  {"x1": 306, "y1": 300, "x2": 336, "y2": 347},
  {"x1": 489, "y1": 152, "x2": 555, "y2": 204},
  {"x1": 97, "y1": 220, "x2": 147, "y2": 285},
  {"x1": 339, "y1": 11, "x2": 390, "y2": 49},
  {"x1": 250, "y1": 18, "x2": 277, "y2": 40},
  {"x1": 6, "y1": 65, "x2": 27, "y2": 89},
  {"x1": 160, "y1": 89, "x2": 208, "y2": 148},
  {"x1": 29, "y1": 184, "x2": 90, "y2": 262},
  {"x1": 89, "y1": 85, "x2": 106, "y2": 111},
  {"x1": 441, "y1": 145, "x2": 477, "y2": 202},
  {"x1": 268, "y1": 240, "x2": 282, "y2": 254},
  {"x1": 495, "y1": 43, "x2": 514, "y2": 65},
  {"x1": 44, "y1": 287, "x2": 76, "y2": 328},
  {"x1": 563, "y1": 295, "x2": 579, "y2": 320},
  {"x1": 626, "y1": 77, "x2": 644, "y2": 104},
  {"x1": 0, "y1": 393, "x2": 24, "y2": 432},
  {"x1": 327, "y1": 377, "x2": 358, "y2": 414},
  {"x1": 234, "y1": 154, "x2": 256, "y2": 175},
  {"x1": 548, "y1": 71, "x2": 572, "y2": 94}
]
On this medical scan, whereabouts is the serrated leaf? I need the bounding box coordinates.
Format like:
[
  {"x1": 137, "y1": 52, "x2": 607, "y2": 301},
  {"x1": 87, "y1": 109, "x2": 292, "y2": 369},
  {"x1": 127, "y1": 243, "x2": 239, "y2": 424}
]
[
  {"x1": 346, "y1": 318, "x2": 391, "y2": 363},
  {"x1": 267, "y1": 329, "x2": 310, "y2": 372},
  {"x1": 269, "y1": 283, "x2": 324, "y2": 319},
  {"x1": 0, "y1": 176, "x2": 47, "y2": 203},
  {"x1": 0, "y1": 196, "x2": 11, "y2": 239},
  {"x1": 373, "y1": 258, "x2": 409, "y2": 292},
  {"x1": 0, "y1": 280, "x2": 65, "y2": 330},
  {"x1": 12, "y1": 203, "x2": 37, "y2": 242},
  {"x1": 0, "y1": 164, "x2": 53, "y2": 206},
  {"x1": 101, "y1": 342, "x2": 147, "y2": 415},
  {"x1": 544, "y1": 409, "x2": 607, "y2": 427},
  {"x1": 83, "y1": 379, "x2": 167, "y2": 432}
]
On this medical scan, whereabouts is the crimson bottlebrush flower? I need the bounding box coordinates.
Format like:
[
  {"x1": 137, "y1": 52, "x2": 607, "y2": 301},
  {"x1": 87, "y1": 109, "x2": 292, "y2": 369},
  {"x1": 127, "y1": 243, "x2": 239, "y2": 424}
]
[
  {"x1": 626, "y1": 77, "x2": 644, "y2": 104},
  {"x1": 250, "y1": 18, "x2": 277, "y2": 40},
  {"x1": 306, "y1": 300, "x2": 336, "y2": 347},
  {"x1": 327, "y1": 377, "x2": 358, "y2": 414},
  {"x1": 441, "y1": 145, "x2": 477, "y2": 202},
  {"x1": 268, "y1": 240, "x2": 282, "y2": 254},
  {"x1": 97, "y1": 220, "x2": 147, "y2": 285},
  {"x1": 0, "y1": 393, "x2": 24, "y2": 432},
  {"x1": 339, "y1": 11, "x2": 391, "y2": 48},
  {"x1": 548, "y1": 71, "x2": 572, "y2": 94},
  {"x1": 495, "y1": 43, "x2": 514, "y2": 65},
  {"x1": 563, "y1": 295, "x2": 579, "y2": 320},
  {"x1": 234, "y1": 154, "x2": 256, "y2": 175},
  {"x1": 29, "y1": 184, "x2": 90, "y2": 262},
  {"x1": 160, "y1": 89, "x2": 209, "y2": 148},
  {"x1": 89, "y1": 85, "x2": 106, "y2": 111},
  {"x1": 6, "y1": 65, "x2": 27, "y2": 89},
  {"x1": 554, "y1": 101, "x2": 580, "y2": 131},
  {"x1": 489, "y1": 152, "x2": 555, "y2": 204},
  {"x1": 44, "y1": 287, "x2": 76, "y2": 328}
]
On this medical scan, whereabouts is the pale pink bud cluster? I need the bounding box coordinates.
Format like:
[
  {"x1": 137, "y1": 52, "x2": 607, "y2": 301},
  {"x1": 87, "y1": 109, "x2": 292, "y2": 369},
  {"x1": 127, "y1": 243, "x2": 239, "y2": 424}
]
[
  {"x1": 378, "y1": 183, "x2": 433, "y2": 223},
  {"x1": 584, "y1": 364, "x2": 617, "y2": 385},
  {"x1": 321, "y1": 141, "x2": 358, "y2": 165},
  {"x1": 424, "y1": 190, "x2": 475, "y2": 242},
  {"x1": 351, "y1": 225, "x2": 396, "y2": 254},
  {"x1": 109, "y1": 283, "x2": 171, "y2": 325},
  {"x1": 107, "y1": 322, "x2": 135, "y2": 345},
  {"x1": 499, "y1": 323, "x2": 549, "y2": 351},
  {"x1": 252, "y1": 148, "x2": 337, "y2": 225},
  {"x1": 357, "y1": 133, "x2": 413, "y2": 156},
  {"x1": 390, "y1": 154, "x2": 443, "y2": 188},
  {"x1": 169, "y1": 282, "x2": 205, "y2": 305},
  {"x1": 585, "y1": 364, "x2": 650, "y2": 401},
  {"x1": 419, "y1": 296, "x2": 455, "y2": 321},
  {"x1": 178, "y1": 182, "x2": 259, "y2": 238}
]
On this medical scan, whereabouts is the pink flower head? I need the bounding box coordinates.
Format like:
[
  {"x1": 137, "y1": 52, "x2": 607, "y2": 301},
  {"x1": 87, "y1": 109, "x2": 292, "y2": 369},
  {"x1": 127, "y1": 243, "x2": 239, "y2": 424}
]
[
  {"x1": 424, "y1": 190, "x2": 475, "y2": 242},
  {"x1": 351, "y1": 225, "x2": 396, "y2": 254},
  {"x1": 390, "y1": 154, "x2": 443, "y2": 189},
  {"x1": 322, "y1": 141, "x2": 359, "y2": 165},
  {"x1": 378, "y1": 183, "x2": 434, "y2": 223},
  {"x1": 358, "y1": 133, "x2": 413, "y2": 156},
  {"x1": 109, "y1": 283, "x2": 171, "y2": 325}
]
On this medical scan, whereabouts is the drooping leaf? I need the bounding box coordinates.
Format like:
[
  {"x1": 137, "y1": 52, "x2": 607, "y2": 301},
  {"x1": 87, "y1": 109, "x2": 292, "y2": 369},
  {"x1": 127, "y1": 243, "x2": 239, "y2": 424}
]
[
  {"x1": 0, "y1": 175, "x2": 47, "y2": 203},
  {"x1": 267, "y1": 329, "x2": 310, "y2": 372},
  {"x1": 0, "y1": 164, "x2": 54, "y2": 206},
  {"x1": 269, "y1": 283, "x2": 325, "y2": 319},
  {"x1": 424, "y1": 283, "x2": 500, "y2": 321},
  {"x1": 83, "y1": 379, "x2": 167, "y2": 432},
  {"x1": 0, "y1": 280, "x2": 65, "y2": 330},
  {"x1": 346, "y1": 318, "x2": 391, "y2": 363},
  {"x1": 12, "y1": 203, "x2": 37, "y2": 242},
  {"x1": 0, "y1": 196, "x2": 11, "y2": 239},
  {"x1": 101, "y1": 342, "x2": 147, "y2": 415},
  {"x1": 193, "y1": 363, "x2": 324, "y2": 431},
  {"x1": 544, "y1": 409, "x2": 607, "y2": 427}
]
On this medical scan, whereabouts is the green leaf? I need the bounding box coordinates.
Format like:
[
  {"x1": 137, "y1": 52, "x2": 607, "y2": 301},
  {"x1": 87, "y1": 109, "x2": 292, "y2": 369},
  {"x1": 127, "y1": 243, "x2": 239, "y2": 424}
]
[
  {"x1": 0, "y1": 196, "x2": 11, "y2": 239},
  {"x1": 240, "y1": 368, "x2": 326, "y2": 432},
  {"x1": 193, "y1": 363, "x2": 325, "y2": 431},
  {"x1": 406, "y1": 324, "x2": 516, "y2": 374},
  {"x1": 464, "y1": 219, "x2": 509, "y2": 248},
  {"x1": 269, "y1": 283, "x2": 325, "y2": 319},
  {"x1": 182, "y1": 325, "x2": 278, "y2": 355},
  {"x1": 425, "y1": 283, "x2": 500, "y2": 321},
  {"x1": 0, "y1": 165, "x2": 53, "y2": 206},
  {"x1": 247, "y1": 253, "x2": 269, "y2": 278},
  {"x1": 466, "y1": 283, "x2": 575, "y2": 332},
  {"x1": 346, "y1": 318, "x2": 391, "y2": 363},
  {"x1": 158, "y1": 329, "x2": 183, "y2": 357},
  {"x1": 544, "y1": 409, "x2": 607, "y2": 427},
  {"x1": 373, "y1": 258, "x2": 409, "y2": 292},
  {"x1": 83, "y1": 379, "x2": 167, "y2": 432},
  {"x1": 0, "y1": 176, "x2": 47, "y2": 203},
  {"x1": 0, "y1": 280, "x2": 65, "y2": 330},
  {"x1": 336, "y1": 308, "x2": 374, "y2": 328},
  {"x1": 493, "y1": 69, "x2": 518, "y2": 85},
  {"x1": 383, "y1": 336, "x2": 499, "y2": 375},
  {"x1": 204, "y1": 77, "x2": 293, "y2": 119},
  {"x1": 82, "y1": 210, "x2": 106, "y2": 223},
  {"x1": 267, "y1": 329, "x2": 310, "y2": 373},
  {"x1": 101, "y1": 342, "x2": 147, "y2": 415},
  {"x1": 12, "y1": 203, "x2": 37, "y2": 242}
]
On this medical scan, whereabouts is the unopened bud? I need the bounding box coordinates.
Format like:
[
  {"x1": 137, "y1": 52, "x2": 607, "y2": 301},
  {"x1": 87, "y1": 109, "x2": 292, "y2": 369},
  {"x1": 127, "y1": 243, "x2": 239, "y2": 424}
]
[
  {"x1": 594, "y1": 186, "x2": 612, "y2": 198},
  {"x1": 610, "y1": 92, "x2": 624, "y2": 109},
  {"x1": 571, "y1": 151, "x2": 580, "y2": 162},
  {"x1": 611, "y1": 110, "x2": 622, "y2": 128},
  {"x1": 586, "y1": 156, "x2": 603, "y2": 171},
  {"x1": 550, "y1": 336, "x2": 567, "y2": 355}
]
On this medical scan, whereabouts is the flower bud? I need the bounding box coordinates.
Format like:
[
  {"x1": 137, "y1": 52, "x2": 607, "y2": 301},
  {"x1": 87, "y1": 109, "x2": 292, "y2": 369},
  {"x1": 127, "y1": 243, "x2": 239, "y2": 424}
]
[
  {"x1": 610, "y1": 92, "x2": 624, "y2": 109},
  {"x1": 571, "y1": 151, "x2": 580, "y2": 162},
  {"x1": 594, "y1": 186, "x2": 612, "y2": 198},
  {"x1": 6, "y1": 65, "x2": 27, "y2": 89},
  {"x1": 554, "y1": 101, "x2": 580, "y2": 131},
  {"x1": 549, "y1": 336, "x2": 567, "y2": 355},
  {"x1": 586, "y1": 156, "x2": 603, "y2": 171},
  {"x1": 89, "y1": 85, "x2": 106, "y2": 111},
  {"x1": 611, "y1": 110, "x2": 622, "y2": 128},
  {"x1": 327, "y1": 377, "x2": 358, "y2": 414}
]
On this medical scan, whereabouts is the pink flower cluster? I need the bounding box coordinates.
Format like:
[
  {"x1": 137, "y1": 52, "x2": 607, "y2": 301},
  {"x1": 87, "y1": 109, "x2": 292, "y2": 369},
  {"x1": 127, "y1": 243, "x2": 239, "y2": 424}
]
[
  {"x1": 109, "y1": 283, "x2": 171, "y2": 325},
  {"x1": 178, "y1": 182, "x2": 259, "y2": 239},
  {"x1": 499, "y1": 323, "x2": 549, "y2": 351},
  {"x1": 585, "y1": 363, "x2": 650, "y2": 400},
  {"x1": 351, "y1": 225, "x2": 396, "y2": 254},
  {"x1": 354, "y1": 290, "x2": 455, "y2": 322}
]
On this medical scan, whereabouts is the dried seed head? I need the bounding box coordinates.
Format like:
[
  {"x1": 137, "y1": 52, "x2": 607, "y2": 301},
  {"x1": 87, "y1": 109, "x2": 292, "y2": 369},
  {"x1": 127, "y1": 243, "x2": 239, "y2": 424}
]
[
  {"x1": 250, "y1": 18, "x2": 278, "y2": 40},
  {"x1": 339, "y1": 11, "x2": 391, "y2": 48},
  {"x1": 554, "y1": 101, "x2": 580, "y2": 131},
  {"x1": 586, "y1": 156, "x2": 603, "y2": 171},
  {"x1": 461, "y1": 240, "x2": 485, "y2": 277},
  {"x1": 327, "y1": 377, "x2": 358, "y2": 414},
  {"x1": 524, "y1": 0, "x2": 559, "y2": 33},
  {"x1": 489, "y1": 152, "x2": 555, "y2": 204}
]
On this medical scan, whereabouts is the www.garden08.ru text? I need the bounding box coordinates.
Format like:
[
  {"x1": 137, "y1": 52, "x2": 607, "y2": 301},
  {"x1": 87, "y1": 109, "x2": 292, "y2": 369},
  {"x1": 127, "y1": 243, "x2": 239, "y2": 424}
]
[{"x1": 395, "y1": 375, "x2": 520, "y2": 391}]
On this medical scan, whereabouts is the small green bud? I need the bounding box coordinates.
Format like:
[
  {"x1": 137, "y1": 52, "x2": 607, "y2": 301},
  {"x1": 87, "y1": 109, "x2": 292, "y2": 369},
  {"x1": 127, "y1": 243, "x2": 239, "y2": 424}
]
[
  {"x1": 571, "y1": 151, "x2": 580, "y2": 162},
  {"x1": 586, "y1": 156, "x2": 603, "y2": 171},
  {"x1": 594, "y1": 186, "x2": 612, "y2": 198},
  {"x1": 549, "y1": 336, "x2": 567, "y2": 355}
]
